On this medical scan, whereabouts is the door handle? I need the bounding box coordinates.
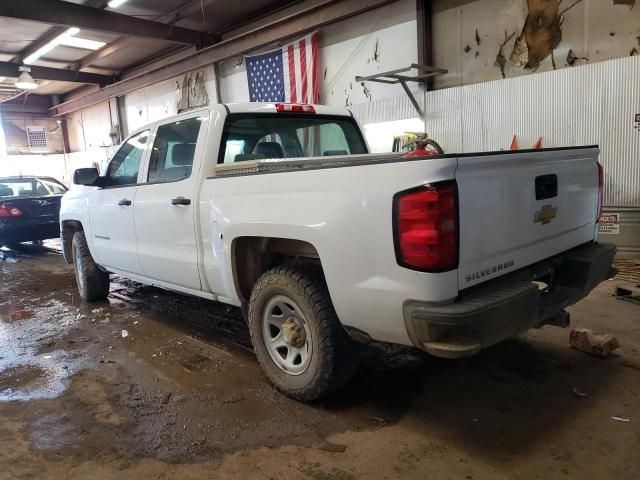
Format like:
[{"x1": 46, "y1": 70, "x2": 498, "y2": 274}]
[
  {"x1": 118, "y1": 199, "x2": 132, "y2": 206},
  {"x1": 171, "y1": 197, "x2": 191, "y2": 206}
]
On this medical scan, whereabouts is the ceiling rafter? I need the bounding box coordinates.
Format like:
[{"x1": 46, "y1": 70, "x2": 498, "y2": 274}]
[
  {"x1": 51, "y1": 0, "x2": 397, "y2": 116},
  {"x1": 0, "y1": 61, "x2": 113, "y2": 85},
  {"x1": 73, "y1": 0, "x2": 219, "y2": 72},
  {"x1": 0, "y1": 0, "x2": 216, "y2": 46},
  {"x1": 8, "y1": 0, "x2": 108, "y2": 65}
]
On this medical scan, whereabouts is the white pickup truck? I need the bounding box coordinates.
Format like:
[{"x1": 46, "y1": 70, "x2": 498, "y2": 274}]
[{"x1": 61, "y1": 102, "x2": 615, "y2": 400}]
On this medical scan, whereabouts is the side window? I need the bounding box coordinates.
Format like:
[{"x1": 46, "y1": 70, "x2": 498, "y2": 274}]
[
  {"x1": 35, "y1": 180, "x2": 50, "y2": 195},
  {"x1": 39, "y1": 179, "x2": 67, "y2": 195},
  {"x1": 147, "y1": 117, "x2": 201, "y2": 183},
  {"x1": 106, "y1": 130, "x2": 149, "y2": 187}
]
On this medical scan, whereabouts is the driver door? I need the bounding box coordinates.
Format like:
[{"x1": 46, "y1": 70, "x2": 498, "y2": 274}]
[{"x1": 88, "y1": 129, "x2": 150, "y2": 274}]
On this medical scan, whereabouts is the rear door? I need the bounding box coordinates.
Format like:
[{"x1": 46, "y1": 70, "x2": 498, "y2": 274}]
[
  {"x1": 133, "y1": 112, "x2": 207, "y2": 291},
  {"x1": 88, "y1": 129, "x2": 150, "y2": 273},
  {"x1": 456, "y1": 147, "x2": 600, "y2": 289}
]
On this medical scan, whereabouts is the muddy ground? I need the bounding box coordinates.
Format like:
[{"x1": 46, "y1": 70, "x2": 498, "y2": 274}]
[{"x1": 0, "y1": 242, "x2": 639, "y2": 480}]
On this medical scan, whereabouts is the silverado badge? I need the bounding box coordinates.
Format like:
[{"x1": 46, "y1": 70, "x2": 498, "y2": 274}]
[{"x1": 534, "y1": 204, "x2": 558, "y2": 225}]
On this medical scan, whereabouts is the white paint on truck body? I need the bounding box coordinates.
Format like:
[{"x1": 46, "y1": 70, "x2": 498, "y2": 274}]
[
  {"x1": 456, "y1": 148, "x2": 600, "y2": 288},
  {"x1": 61, "y1": 102, "x2": 601, "y2": 347}
]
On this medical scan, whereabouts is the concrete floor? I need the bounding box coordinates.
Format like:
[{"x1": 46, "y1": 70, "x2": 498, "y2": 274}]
[{"x1": 1, "y1": 242, "x2": 639, "y2": 480}]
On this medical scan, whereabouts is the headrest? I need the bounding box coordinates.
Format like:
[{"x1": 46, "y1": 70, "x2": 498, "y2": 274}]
[
  {"x1": 0, "y1": 187, "x2": 14, "y2": 197},
  {"x1": 254, "y1": 141, "x2": 284, "y2": 159},
  {"x1": 171, "y1": 143, "x2": 196, "y2": 166}
]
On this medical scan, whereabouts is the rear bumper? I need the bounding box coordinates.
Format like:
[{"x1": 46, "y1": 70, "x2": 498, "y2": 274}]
[
  {"x1": 0, "y1": 219, "x2": 60, "y2": 244},
  {"x1": 403, "y1": 242, "x2": 617, "y2": 358}
]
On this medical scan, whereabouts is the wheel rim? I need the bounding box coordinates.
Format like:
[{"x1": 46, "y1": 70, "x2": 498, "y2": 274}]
[
  {"x1": 262, "y1": 295, "x2": 312, "y2": 376},
  {"x1": 74, "y1": 250, "x2": 85, "y2": 292}
]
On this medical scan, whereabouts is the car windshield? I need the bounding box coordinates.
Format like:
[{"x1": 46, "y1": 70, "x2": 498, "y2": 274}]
[
  {"x1": 219, "y1": 114, "x2": 368, "y2": 164},
  {"x1": 0, "y1": 178, "x2": 67, "y2": 199}
]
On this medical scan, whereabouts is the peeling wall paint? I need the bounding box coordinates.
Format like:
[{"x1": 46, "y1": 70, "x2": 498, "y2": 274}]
[
  {"x1": 511, "y1": 0, "x2": 562, "y2": 69},
  {"x1": 433, "y1": 0, "x2": 640, "y2": 88},
  {"x1": 319, "y1": 0, "x2": 418, "y2": 107},
  {"x1": 125, "y1": 67, "x2": 217, "y2": 132}
]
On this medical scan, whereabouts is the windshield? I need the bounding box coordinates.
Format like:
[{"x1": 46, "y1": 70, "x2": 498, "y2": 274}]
[
  {"x1": 0, "y1": 178, "x2": 67, "y2": 199},
  {"x1": 218, "y1": 114, "x2": 368, "y2": 164}
]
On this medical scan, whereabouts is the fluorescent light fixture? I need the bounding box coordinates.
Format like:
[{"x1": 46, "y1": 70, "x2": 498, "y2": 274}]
[
  {"x1": 24, "y1": 27, "x2": 80, "y2": 64},
  {"x1": 15, "y1": 66, "x2": 38, "y2": 90},
  {"x1": 108, "y1": 0, "x2": 129, "y2": 8},
  {"x1": 58, "y1": 36, "x2": 106, "y2": 50}
]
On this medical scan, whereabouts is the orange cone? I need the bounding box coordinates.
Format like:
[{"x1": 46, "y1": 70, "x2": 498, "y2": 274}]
[{"x1": 533, "y1": 137, "x2": 543, "y2": 149}]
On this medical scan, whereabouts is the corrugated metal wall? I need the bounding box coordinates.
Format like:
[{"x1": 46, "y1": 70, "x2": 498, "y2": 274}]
[
  {"x1": 350, "y1": 94, "x2": 422, "y2": 125},
  {"x1": 423, "y1": 56, "x2": 640, "y2": 207}
]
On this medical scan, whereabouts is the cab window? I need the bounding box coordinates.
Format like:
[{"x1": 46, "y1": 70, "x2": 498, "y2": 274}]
[
  {"x1": 218, "y1": 114, "x2": 367, "y2": 164},
  {"x1": 39, "y1": 179, "x2": 67, "y2": 195},
  {"x1": 106, "y1": 130, "x2": 149, "y2": 187},
  {"x1": 147, "y1": 117, "x2": 201, "y2": 183}
]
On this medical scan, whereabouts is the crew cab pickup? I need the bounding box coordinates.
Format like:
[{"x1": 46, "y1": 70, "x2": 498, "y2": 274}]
[{"x1": 61, "y1": 102, "x2": 615, "y2": 400}]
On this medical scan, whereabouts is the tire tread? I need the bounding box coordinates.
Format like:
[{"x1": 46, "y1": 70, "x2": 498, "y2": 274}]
[
  {"x1": 248, "y1": 264, "x2": 358, "y2": 401},
  {"x1": 72, "y1": 231, "x2": 110, "y2": 302}
]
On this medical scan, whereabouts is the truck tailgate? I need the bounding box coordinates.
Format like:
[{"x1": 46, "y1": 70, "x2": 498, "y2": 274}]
[{"x1": 456, "y1": 147, "x2": 600, "y2": 289}]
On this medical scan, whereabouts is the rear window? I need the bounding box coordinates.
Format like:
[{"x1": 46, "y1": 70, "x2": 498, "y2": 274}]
[
  {"x1": 218, "y1": 114, "x2": 368, "y2": 164},
  {"x1": 0, "y1": 179, "x2": 66, "y2": 198}
]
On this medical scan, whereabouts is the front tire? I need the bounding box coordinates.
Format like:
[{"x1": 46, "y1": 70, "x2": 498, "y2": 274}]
[
  {"x1": 248, "y1": 265, "x2": 358, "y2": 401},
  {"x1": 72, "y1": 231, "x2": 110, "y2": 301}
]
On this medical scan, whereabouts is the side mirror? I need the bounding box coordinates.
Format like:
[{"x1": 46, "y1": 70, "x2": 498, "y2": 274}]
[{"x1": 73, "y1": 168, "x2": 100, "y2": 187}]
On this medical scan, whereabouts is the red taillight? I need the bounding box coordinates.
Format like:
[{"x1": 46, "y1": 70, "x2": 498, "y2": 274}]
[
  {"x1": 393, "y1": 182, "x2": 458, "y2": 271},
  {"x1": 0, "y1": 204, "x2": 23, "y2": 217},
  {"x1": 275, "y1": 103, "x2": 315, "y2": 113},
  {"x1": 597, "y1": 162, "x2": 604, "y2": 222}
]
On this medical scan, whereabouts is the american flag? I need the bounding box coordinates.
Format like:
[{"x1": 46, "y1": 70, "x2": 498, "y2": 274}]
[{"x1": 246, "y1": 32, "x2": 319, "y2": 104}]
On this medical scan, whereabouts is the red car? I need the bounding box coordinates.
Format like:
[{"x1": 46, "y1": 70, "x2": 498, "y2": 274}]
[{"x1": 0, "y1": 176, "x2": 67, "y2": 246}]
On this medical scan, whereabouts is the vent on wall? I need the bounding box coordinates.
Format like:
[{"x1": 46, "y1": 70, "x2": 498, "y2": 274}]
[{"x1": 26, "y1": 126, "x2": 48, "y2": 152}]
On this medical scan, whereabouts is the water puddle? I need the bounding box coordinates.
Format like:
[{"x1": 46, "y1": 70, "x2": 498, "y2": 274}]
[{"x1": 0, "y1": 297, "x2": 89, "y2": 402}]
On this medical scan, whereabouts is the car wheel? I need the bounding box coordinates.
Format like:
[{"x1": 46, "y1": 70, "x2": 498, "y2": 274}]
[
  {"x1": 248, "y1": 265, "x2": 358, "y2": 401},
  {"x1": 72, "y1": 231, "x2": 110, "y2": 301}
]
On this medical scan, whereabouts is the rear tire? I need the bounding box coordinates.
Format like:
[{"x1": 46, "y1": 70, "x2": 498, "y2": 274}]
[
  {"x1": 248, "y1": 265, "x2": 358, "y2": 401},
  {"x1": 72, "y1": 231, "x2": 109, "y2": 301}
]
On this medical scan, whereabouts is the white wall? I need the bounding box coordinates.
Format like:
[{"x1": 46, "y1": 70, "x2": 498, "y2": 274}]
[
  {"x1": 217, "y1": 58, "x2": 249, "y2": 104},
  {"x1": 219, "y1": 0, "x2": 418, "y2": 108},
  {"x1": 3, "y1": 151, "x2": 103, "y2": 186},
  {"x1": 124, "y1": 66, "x2": 218, "y2": 132},
  {"x1": 319, "y1": 0, "x2": 418, "y2": 107},
  {"x1": 433, "y1": 0, "x2": 640, "y2": 88},
  {"x1": 68, "y1": 99, "x2": 117, "y2": 154}
]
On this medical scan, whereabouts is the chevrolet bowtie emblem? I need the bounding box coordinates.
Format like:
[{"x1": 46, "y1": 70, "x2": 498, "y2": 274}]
[{"x1": 534, "y1": 205, "x2": 558, "y2": 225}]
